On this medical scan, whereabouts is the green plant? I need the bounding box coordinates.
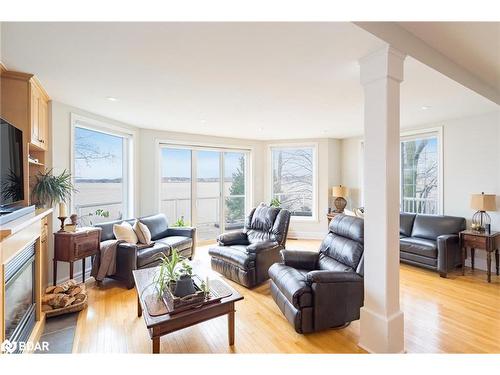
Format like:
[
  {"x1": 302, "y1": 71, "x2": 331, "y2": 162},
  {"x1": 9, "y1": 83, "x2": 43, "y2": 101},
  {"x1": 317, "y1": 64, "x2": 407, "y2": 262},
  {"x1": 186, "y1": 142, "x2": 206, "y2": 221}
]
[
  {"x1": 31, "y1": 169, "x2": 76, "y2": 207},
  {"x1": 154, "y1": 248, "x2": 183, "y2": 296},
  {"x1": 172, "y1": 216, "x2": 189, "y2": 227},
  {"x1": 270, "y1": 198, "x2": 281, "y2": 208},
  {"x1": 79, "y1": 209, "x2": 110, "y2": 226},
  {"x1": 179, "y1": 261, "x2": 192, "y2": 277},
  {"x1": 1, "y1": 169, "x2": 23, "y2": 203}
]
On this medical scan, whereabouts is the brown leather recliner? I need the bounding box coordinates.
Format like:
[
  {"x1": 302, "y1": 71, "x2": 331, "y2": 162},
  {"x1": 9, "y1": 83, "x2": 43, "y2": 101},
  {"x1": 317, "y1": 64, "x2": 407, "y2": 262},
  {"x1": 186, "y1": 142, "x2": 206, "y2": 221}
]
[
  {"x1": 269, "y1": 214, "x2": 364, "y2": 334},
  {"x1": 209, "y1": 203, "x2": 291, "y2": 288}
]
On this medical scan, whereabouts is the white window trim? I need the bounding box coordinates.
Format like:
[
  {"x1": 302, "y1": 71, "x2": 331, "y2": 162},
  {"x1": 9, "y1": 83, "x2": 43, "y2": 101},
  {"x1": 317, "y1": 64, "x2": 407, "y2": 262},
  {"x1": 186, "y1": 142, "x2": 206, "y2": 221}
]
[
  {"x1": 70, "y1": 113, "x2": 136, "y2": 219},
  {"x1": 267, "y1": 142, "x2": 319, "y2": 222},
  {"x1": 358, "y1": 126, "x2": 443, "y2": 214},
  {"x1": 155, "y1": 138, "x2": 253, "y2": 233},
  {"x1": 400, "y1": 126, "x2": 444, "y2": 215}
]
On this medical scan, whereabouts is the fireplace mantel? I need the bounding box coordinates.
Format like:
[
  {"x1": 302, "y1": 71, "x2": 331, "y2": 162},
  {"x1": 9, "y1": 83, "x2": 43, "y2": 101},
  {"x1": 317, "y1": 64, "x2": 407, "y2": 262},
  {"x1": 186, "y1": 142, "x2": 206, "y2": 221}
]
[{"x1": 0, "y1": 208, "x2": 52, "y2": 353}]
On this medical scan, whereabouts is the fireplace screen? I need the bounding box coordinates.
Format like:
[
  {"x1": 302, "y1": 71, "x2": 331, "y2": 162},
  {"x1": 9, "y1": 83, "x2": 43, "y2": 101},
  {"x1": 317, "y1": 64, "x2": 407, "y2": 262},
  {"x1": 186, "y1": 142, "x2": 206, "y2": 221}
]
[{"x1": 4, "y1": 242, "x2": 36, "y2": 344}]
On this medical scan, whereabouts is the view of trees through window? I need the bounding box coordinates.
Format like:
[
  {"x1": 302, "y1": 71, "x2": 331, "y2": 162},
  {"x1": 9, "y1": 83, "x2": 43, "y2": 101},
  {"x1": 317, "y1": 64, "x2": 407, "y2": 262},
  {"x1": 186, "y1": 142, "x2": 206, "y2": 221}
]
[
  {"x1": 73, "y1": 126, "x2": 128, "y2": 223},
  {"x1": 271, "y1": 146, "x2": 314, "y2": 217},
  {"x1": 160, "y1": 147, "x2": 247, "y2": 240},
  {"x1": 401, "y1": 135, "x2": 439, "y2": 214}
]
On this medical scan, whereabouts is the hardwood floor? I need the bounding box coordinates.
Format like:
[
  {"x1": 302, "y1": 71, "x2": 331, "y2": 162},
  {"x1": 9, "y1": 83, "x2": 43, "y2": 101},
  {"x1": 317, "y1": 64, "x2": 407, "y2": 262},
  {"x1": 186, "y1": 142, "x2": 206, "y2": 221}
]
[{"x1": 73, "y1": 239, "x2": 500, "y2": 353}]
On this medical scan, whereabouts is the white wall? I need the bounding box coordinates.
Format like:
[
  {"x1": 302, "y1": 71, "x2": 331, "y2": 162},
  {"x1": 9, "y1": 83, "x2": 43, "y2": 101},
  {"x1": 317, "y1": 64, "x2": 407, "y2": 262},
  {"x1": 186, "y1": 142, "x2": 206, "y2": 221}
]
[
  {"x1": 340, "y1": 111, "x2": 500, "y2": 271},
  {"x1": 50, "y1": 101, "x2": 140, "y2": 284}
]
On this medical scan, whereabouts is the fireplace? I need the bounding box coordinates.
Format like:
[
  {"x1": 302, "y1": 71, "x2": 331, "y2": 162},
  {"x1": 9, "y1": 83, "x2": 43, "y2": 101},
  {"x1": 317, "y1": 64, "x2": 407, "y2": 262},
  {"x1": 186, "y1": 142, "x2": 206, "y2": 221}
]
[{"x1": 4, "y1": 241, "x2": 36, "y2": 353}]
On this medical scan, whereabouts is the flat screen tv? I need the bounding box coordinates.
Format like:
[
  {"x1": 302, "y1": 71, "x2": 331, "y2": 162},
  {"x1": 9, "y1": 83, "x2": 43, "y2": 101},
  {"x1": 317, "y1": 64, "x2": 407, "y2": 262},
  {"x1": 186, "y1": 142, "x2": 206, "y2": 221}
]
[{"x1": 1, "y1": 118, "x2": 25, "y2": 207}]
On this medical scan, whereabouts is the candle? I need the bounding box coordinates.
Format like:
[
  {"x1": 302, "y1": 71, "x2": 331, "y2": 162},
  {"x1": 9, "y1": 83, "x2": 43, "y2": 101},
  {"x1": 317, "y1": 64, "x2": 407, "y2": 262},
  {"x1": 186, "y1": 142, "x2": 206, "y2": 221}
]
[
  {"x1": 206, "y1": 276, "x2": 210, "y2": 292},
  {"x1": 59, "y1": 202, "x2": 67, "y2": 217}
]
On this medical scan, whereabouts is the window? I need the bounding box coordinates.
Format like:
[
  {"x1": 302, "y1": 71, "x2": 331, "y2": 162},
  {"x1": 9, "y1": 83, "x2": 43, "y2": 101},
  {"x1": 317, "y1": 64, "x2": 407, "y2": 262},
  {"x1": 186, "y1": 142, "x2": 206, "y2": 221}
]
[
  {"x1": 159, "y1": 145, "x2": 249, "y2": 241},
  {"x1": 271, "y1": 145, "x2": 316, "y2": 218},
  {"x1": 400, "y1": 132, "x2": 441, "y2": 214},
  {"x1": 73, "y1": 120, "x2": 132, "y2": 224}
]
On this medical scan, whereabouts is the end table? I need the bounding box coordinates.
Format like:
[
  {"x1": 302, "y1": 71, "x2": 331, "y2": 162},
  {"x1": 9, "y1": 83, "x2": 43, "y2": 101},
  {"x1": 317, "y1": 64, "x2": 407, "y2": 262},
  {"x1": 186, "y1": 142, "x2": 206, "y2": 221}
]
[
  {"x1": 459, "y1": 230, "x2": 500, "y2": 283},
  {"x1": 53, "y1": 227, "x2": 101, "y2": 285}
]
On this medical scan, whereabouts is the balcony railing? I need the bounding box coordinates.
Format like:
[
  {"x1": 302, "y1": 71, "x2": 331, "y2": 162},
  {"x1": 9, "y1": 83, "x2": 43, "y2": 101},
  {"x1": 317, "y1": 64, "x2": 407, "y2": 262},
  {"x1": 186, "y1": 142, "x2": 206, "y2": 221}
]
[
  {"x1": 401, "y1": 197, "x2": 438, "y2": 214},
  {"x1": 74, "y1": 201, "x2": 124, "y2": 225}
]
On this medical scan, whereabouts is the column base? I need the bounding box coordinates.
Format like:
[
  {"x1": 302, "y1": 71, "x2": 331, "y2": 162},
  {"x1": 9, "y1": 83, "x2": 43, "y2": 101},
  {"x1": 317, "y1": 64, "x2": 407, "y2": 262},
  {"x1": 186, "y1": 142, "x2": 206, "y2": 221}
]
[{"x1": 358, "y1": 306, "x2": 405, "y2": 353}]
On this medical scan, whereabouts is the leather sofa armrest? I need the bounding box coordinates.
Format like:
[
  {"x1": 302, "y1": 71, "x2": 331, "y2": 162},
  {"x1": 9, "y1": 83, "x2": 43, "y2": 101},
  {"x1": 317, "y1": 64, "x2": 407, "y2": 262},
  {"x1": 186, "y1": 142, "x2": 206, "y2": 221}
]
[
  {"x1": 281, "y1": 250, "x2": 319, "y2": 270},
  {"x1": 246, "y1": 240, "x2": 279, "y2": 254},
  {"x1": 306, "y1": 270, "x2": 363, "y2": 284},
  {"x1": 167, "y1": 226, "x2": 196, "y2": 238},
  {"x1": 437, "y1": 234, "x2": 460, "y2": 277},
  {"x1": 217, "y1": 231, "x2": 249, "y2": 246},
  {"x1": 114, "y1": 242, "x2": 139, "y2": 289}
]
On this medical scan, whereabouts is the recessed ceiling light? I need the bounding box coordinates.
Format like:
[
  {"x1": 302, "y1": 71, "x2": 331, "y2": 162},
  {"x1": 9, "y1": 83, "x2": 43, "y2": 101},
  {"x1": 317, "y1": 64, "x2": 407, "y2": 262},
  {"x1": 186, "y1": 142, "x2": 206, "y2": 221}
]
[
  {"x1": 421, "y1": 106, "x2": 431, "y2": 110},
  {"x1": 106, "y1": 96, "x2": 118, "y2": 102}
]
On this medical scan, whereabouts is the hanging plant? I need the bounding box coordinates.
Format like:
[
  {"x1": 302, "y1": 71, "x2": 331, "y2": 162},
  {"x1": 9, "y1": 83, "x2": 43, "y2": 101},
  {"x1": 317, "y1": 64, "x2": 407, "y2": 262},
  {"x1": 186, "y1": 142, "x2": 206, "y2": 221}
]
[{"x1": 31, "y1": 169, "x2": 76, "y2": 208}]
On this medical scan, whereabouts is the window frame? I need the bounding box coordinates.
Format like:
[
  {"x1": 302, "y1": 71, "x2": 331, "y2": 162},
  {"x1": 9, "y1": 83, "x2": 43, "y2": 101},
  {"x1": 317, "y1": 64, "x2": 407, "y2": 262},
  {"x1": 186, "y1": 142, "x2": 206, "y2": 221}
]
[
  {"x1": 400, "y1": 127, "x2": 443, "y2": 215},
  {"x1": 70, "y1": 113, "x2": 135, "y2": 220},
  {"x1": 268, "y1": 142, "x2": 319, "y2": 222},
  {"x1": 155, "y1": 139, "x2": 253, "y2": 236}
]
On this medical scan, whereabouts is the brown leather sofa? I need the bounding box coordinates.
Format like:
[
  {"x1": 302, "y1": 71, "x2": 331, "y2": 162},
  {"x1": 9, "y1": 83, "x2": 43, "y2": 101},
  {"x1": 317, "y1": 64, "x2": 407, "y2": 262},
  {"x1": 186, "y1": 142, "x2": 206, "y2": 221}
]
[
  {"x1": 94, "y1": 213, "x2": 196, "y2": 288},
  {"x1": 400, "y1": 213, "x2": 465, "y2": 277},
  {"x1": 269, "y1": 214, "x2": 364, "y2": 334},
  {"x1": 208, "y1": 203, "x2": 291, "y2": 288}
]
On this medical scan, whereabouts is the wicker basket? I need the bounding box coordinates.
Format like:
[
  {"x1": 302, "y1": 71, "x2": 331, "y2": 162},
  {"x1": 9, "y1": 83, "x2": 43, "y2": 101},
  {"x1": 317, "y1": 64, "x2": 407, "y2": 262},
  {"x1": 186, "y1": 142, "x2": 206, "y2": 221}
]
[{"x1": 45, "y1": 294, "x2": 88, "y2": 318}]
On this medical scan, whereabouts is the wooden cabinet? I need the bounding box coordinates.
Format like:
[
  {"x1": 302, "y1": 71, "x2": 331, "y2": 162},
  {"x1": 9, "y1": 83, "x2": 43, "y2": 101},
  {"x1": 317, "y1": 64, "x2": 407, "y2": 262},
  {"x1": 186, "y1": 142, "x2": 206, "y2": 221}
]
[
  {"x1": 30, "y1": 81, "x2": 49, "y2": 150},
  {"x1": 1, "y1": 68, "x2": 51, "y2": 205},
  {"x1": 1, "y1": 70, "x2": 50, "y2": 151}
]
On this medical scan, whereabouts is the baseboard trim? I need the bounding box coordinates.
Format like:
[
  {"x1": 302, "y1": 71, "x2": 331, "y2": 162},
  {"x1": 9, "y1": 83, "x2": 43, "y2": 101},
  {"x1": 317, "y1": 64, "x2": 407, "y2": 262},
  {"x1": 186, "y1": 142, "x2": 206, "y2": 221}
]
[
  {"x1": 55, "y1": 266, "x2": 93, "y2": 286},
  {"x1": 288, "y1": 231, "x2": 325, "y2": 240}
]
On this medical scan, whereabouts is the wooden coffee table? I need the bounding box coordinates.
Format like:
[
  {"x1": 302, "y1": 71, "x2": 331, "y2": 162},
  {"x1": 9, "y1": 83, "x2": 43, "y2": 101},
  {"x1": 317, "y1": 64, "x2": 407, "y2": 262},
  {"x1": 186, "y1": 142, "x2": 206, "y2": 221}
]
[{"x1": 133, "y1": 265, "x2": 243, "y2": 353}]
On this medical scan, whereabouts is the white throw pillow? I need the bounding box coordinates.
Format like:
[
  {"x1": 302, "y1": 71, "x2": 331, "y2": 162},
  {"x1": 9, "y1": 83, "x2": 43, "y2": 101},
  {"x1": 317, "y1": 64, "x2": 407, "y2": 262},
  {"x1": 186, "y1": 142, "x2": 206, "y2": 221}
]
[
  {"x1": 113, "y1": 221, "x2": 138, "y2": 244},
  {"x1": 133, "y1": 220, "x2": 152, "y2": 245}
]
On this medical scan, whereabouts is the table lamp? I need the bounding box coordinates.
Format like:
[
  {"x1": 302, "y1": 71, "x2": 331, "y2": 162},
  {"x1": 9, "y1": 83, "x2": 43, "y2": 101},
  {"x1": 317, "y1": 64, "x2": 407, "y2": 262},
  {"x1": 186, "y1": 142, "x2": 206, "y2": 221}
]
[
  {"x1": 470, "y1": 192, "x2": 496, "y2": 232},
  {"x1": 332, "y1": 185, "x2": 348, "y2": 213}
]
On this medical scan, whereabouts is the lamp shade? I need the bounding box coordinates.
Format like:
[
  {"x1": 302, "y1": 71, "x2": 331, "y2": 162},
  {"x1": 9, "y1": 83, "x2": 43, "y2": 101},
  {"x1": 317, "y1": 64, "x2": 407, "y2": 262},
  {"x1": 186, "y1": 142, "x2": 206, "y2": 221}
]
[
  {"x1": 332, "y1": 185, "x2": 348, "y2": 198},
  {"x1": 470, "y1": 193, "x2": 496, "y2": 211}
]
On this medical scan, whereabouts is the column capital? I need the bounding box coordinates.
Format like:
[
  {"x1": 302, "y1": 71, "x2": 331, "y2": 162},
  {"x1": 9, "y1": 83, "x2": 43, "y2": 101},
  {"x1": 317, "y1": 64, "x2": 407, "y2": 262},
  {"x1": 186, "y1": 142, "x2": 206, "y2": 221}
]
[{"x1": 359, "y1": 45, "x2": 407, "y2": 85}]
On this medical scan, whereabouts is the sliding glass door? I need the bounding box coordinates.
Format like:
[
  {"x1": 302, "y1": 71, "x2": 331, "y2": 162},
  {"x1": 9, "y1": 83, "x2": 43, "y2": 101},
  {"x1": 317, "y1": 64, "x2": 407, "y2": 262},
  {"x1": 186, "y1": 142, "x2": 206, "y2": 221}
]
[
  {"x1": 196, "y1": 150, "x2": 221, "y2": 240},
  {"x1": 160, "y1": 145, "x2": 249, "y2": 242},
  {"x1": 224, "y1": 152, "x2": 246, "y2": 232},
  {"x1": 160, "y1": 148, "x2": 192, "y2": 226}
]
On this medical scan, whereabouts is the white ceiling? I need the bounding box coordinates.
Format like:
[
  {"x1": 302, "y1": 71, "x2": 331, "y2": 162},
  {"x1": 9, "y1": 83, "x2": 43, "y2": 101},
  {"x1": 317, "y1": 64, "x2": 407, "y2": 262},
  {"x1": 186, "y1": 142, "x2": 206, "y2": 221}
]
[
  {"x1": 398, "y1": 22, "x2": 500, "y2": 92},
  {"x1": 1, "y1": 22, "x2": 498, "y2": 140}
]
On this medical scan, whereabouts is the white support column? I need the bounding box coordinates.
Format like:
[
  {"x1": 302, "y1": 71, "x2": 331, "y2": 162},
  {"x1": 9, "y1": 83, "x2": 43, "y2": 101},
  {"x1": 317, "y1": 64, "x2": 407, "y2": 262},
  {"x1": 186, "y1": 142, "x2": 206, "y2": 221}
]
[{"x1": 358, "y1": 45, "x2": 406, "y2": 353}]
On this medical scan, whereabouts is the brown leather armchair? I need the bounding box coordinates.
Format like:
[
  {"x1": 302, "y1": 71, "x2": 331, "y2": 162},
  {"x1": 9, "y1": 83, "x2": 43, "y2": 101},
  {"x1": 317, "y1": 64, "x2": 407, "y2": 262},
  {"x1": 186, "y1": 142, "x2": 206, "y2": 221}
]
[{"x1": 269, "y1": 214, "x2": 364, "y2": 333}]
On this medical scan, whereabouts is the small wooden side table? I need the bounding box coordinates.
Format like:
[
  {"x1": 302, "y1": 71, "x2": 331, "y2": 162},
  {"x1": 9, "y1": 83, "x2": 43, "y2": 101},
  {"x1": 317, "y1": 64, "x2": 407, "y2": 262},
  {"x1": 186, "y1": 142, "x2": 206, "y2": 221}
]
[
  {"x1": 53, "y1": 227, "x2": 101, "y2": 285},
  {"x1": 459, "y1": 230, "x2": 500, "y2": 283}
]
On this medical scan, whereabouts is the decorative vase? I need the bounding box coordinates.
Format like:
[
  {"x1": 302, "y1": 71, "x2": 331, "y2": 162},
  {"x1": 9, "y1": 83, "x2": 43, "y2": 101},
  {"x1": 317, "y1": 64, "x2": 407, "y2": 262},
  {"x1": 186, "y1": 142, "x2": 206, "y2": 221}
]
[{"x1": 173, "y1": 275, "x2": 196, "y2": 297}]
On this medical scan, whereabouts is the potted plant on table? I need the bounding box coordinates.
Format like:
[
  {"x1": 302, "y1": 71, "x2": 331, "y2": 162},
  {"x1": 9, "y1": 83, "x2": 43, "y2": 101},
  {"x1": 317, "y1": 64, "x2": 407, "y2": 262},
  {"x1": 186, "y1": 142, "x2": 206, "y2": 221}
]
[
  {"x1": 31, "y1": 169, "x2": 75, "y2": 208},
  {"x1": 154, "y1": 248, "x2": 182, "y2": 297},
  {"x1": 174, "y1": 261, "x2": 196, "y2": 298}
]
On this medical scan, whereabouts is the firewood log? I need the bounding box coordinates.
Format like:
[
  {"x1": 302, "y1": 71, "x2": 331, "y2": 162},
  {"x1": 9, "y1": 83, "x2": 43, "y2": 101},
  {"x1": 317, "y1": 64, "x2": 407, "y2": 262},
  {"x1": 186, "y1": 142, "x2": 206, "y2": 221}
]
[
  {"x1": 42, "y1": 294, "x2": 56, "y2": 303},
  {"x1": 63, "y1": 296, "x2": 76, "y2": 307},
  {"x1": 68, "y1": 286, "x2": 82, "y2": 296},
  {"x1": 42, "y1": 304, "x2": 53, "y2": 311},
  {"x1": 49, "y1": 293, "x2": 67, "y2": 308},
  {"x1": 45, "y1": 286, "x2": 56, "y2": 294},
  {"x1": 74, "y1": 293, "x2": 86, "y2": 302},
  {"x1": 53, "y1": 279, "x2": 77, "y2": 294}
]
